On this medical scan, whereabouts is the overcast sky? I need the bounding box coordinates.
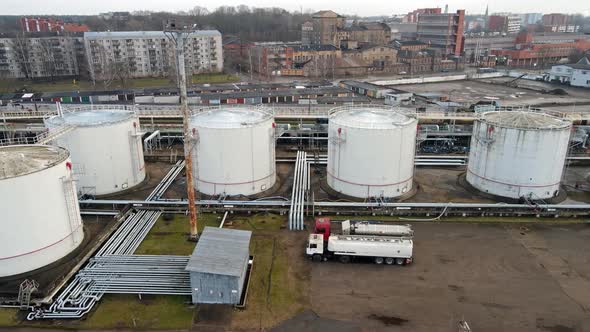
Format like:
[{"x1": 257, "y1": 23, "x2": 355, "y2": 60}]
[{"x1": 3, "y1": 0, "x2": 589, "y2": 16}]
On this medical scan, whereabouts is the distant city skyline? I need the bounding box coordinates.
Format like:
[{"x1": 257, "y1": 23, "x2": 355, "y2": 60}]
[{"x1": 3, "y1": 0, "x2": 589, "y2": 17}]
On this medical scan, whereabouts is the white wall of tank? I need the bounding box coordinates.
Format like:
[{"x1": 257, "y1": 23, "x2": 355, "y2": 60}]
[
  {"x1": 467, "y1": 111, "x2": 572, "y2": 200},
  {"x1": 45, "y1": 109, "x2": 146, "y2": 196},
  {"x1": 0, "y1": 145, "x2": 84, "y2": 277},
  {"x1": 190, "y1": 107, "x2": 276, "y2": 196},
  {"x1": 327, "y1": 106, "x2": 418, "y2": 199}
]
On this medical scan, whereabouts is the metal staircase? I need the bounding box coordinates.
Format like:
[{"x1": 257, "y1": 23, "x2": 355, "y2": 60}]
[{"x1": 18, "y1": 279, "x2": 39, "y2": 310}]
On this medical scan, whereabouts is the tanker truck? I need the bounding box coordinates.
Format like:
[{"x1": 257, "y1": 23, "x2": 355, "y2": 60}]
[{"x1": 307, "y1": 218, "x2": 413, "y2": 265}]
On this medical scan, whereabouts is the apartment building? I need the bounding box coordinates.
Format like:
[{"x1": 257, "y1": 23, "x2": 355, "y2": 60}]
[
  {"x1": 0, "y1": 35, "x2": 84, "y2": 79},
  {"x1": 488, "y1": 14, "x2": 522, "y2": 34},
  {"x1": 417, "y1": 10, "x2": 465, "y2": 56},
  {"x1": 84, "y1": 31, "x2": 222, "y2": 81}
]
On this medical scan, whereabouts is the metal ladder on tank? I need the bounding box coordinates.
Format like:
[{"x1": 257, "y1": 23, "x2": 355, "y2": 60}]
[
  {"x1": 62, "y1": 175, "x2": 81, "y2": 246},
  {"x1": 129, "y1": 130, "x2": 144, "y2": 184}
]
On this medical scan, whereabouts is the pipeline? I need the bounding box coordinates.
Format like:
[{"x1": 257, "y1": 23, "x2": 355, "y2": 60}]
[{"x1": 29, "y1": 160, "x2": 186, "y2": 320}]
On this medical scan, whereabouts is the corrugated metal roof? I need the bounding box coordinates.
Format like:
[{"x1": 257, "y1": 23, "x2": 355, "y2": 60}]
[{"x1": 185, "y1": 227, "x2": 251, "y2": 277}]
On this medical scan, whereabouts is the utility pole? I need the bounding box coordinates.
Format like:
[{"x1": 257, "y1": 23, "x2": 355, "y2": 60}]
[{"x1": 165, "y1": 21, "x2": 199, "y2": 240}]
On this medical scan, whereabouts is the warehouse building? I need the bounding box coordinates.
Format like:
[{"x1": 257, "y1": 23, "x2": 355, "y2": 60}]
[
  {"x1": 339, "y1": 80, "x2": 393, "y2": 98},
  {"x1": 186, "y1": 227, "x2": 252, "y2": 305}
]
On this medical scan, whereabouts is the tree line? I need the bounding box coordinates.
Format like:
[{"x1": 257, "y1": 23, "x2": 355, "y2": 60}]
[{"x1": 0, "y1": 6, "x2": 313, "y2": 42}]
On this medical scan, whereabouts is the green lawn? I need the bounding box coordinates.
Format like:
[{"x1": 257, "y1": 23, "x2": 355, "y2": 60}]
[
  {"x1": 134, "y1": 213, "x2": 222, "y2": 255},
  {"x1": 0, "y1": 73, "x2": 239, "y2": 93},
  {"x1": 78, "y1": 294, "x2": 193, "y2": 330}
]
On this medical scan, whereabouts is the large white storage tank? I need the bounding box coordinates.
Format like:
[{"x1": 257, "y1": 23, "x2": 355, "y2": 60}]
[
  {"x1": 190, "y1": 107, "x2": 276, "y2": 196},
  {"x1": 327, "y1": 106, "x2": 418, "y2": 199},
  {"x1": 45, "y1": 108, "x2": 146, "y2": 196},
  {"x1": 0, "y1": 145, "x2": 84, "y2": 277},
  {"x1": 467, "y1": 111, "x2": 572, "y2": 200}
]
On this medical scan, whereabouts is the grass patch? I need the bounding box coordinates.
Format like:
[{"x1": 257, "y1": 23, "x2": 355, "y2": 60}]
[
  {"x1": 134, "y1": 213, "x2": 221, "y2": 255},
  {"x1": 78, "y1": 294, "x2": 193, "y2": 330},
  {"x1": 228, "y1": 214, "x2": 309, "y2": 329},
  {"x1": 0, "y1": 308, "x2": 18, "y2": 327},
  {"x1": 190, "y1": 73, "x2": 239, "y2": 84},
  {"x1": 228, "y1": 213, "x2": 284, "y2": 231},
  {"x1": 0, "y1": 73, "x2": 238, "y2": 93}
]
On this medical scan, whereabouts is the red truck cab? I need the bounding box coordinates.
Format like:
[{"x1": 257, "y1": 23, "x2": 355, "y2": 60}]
[{"x1": 314, "y1": 218, "x2": 331, "y2": 241}]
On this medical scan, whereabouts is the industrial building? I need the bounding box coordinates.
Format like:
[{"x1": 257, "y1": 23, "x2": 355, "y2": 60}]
[
  {"x1": 186, "y1": 227, "x2": 252, "y2": 304},
  {"x1": 416, "y1": 9, "x2": 465, "y2": 56},
  {"x1": 547, "y1": 57, "x2": 590, "y2": 88},
  {"x1": 467, "y1": 111, "x2": 572, "y2": 200},
  {"x1": 190, "y1": 107, "x2": 276, "y2": 196},
  {"x1": 0, "y1": 84, "x2": 353, "y2": 106},
  {"x1": 45, "y1": 108, "x2": 145, "y2": 196},
  {"x1": 339, "y1": 80, "x2": 393, "y2": 99},
  {"x1": 0, "y1": 145, "x2": 84, "y2": 277}
]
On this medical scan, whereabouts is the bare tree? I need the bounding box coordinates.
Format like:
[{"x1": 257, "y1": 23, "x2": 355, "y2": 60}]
[
  {"x1": 13, "y1": 33, "x2": 32, "y2": 79},
  {"x1": 37, "y1": 39, "x2": 59, "y2": 82},
  {"x1": 189, "y1": 6, "x2": 209, "y2": 16}
]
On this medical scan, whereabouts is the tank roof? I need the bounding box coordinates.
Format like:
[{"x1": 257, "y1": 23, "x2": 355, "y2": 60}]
[
  {"x1": 46, "y1": 110, "x2": 134, "y2": 127},
  {"x1": 482, "y1": 111, "x2": 570, "y2": 129},
  {"x1": 0, "y1": 145, "x2": 69, "y2": 180},
  {"x1": 330, "y1": 107, "x2": 416, "y2": 129},
  {"x1": 191, "y1": 108, "x2": 273, "y2": 129}
]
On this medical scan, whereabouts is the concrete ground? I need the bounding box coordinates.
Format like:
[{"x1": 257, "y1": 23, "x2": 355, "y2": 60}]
[
  {"x1": 398, "y1": 80, "x2": 590, "y2": 109},
  {"x1": 310, "y1": 222, "x2": 590, "y2": 332}
]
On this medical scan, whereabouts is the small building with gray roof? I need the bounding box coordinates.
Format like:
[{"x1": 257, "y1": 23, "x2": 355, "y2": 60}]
[{"x1": 185, "y1": 227, "x2": 252, "y2": 304}]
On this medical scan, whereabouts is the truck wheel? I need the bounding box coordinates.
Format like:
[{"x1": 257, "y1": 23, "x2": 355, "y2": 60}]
[
  {"x1": 339, "y1": 255, "x2": 351, "y2": 264},
  {"x1": 395, "y1": 258, "x2": 405, "y2": 265},
  {"x1": 312, "y1": 254, "x2": 322, "y2": 262},
  {"x1": 385, "y1": 257, "x2": 394, "y2": 265},
  {"x1": 374, "y1": 257, "x2": 384, "y2": 264}
]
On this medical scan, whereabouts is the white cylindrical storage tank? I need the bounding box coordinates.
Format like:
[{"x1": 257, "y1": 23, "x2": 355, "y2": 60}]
[
  {"x1": 327, "y1": 106, "x2": 418, "y2": 199},
  {"x1": 45, "y1": 109, "x2": 146, "y2": 196},
  {"x1": 467, "y1": 111, "x2": 572, "y2": 200},
  {"x1": 191, "y1": 107, "x2": 276, "y2": 196},
  {"x1": 0, "y1": 145, "x2": 84, "y2": 277}
]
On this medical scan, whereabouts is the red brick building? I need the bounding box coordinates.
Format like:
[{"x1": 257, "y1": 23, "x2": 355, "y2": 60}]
[
  {"x1": 542, "y1": 14, "x2": 568, "y2": 26},
  {"x1": 491, "y1": 35, "x2": 590, "y2": 67}
]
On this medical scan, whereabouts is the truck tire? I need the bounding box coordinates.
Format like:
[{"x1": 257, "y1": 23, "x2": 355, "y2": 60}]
[
  {"x1": 312, "y1": 254, "x2": 323, "y2": 262},
  {"x1": 385, "y1": 257, "x2": 394, "y2": 265},
  {"x1": 339, "y1": 255, "x2": 351, "y2": 264},
  {"x1": 374, "y1": 257, "x2": 384, "y2": 265},
  {"x1": 395, "y1": 258, "x2": 405, "y2": 265}
]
